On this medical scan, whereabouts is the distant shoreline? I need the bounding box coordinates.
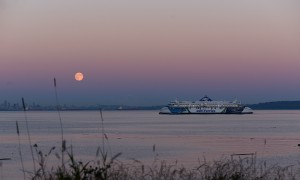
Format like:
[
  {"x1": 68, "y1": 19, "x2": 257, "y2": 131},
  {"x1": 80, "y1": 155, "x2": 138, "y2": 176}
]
[
  {"x1": 2, "y1": 101, "x2": 300, "y2": 111},
  {"x1": 247, "y1": 101, "x2": 300, "y2": 110}
]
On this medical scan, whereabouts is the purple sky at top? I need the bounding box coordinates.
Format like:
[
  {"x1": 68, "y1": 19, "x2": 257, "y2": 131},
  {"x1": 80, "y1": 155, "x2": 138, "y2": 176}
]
[{"x1": 1, "y1": 0, "x2": 300, "y2": 105}]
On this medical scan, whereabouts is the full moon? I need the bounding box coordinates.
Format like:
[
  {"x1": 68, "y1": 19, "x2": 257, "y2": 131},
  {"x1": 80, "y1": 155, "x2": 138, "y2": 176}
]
[{"x1": 75, "y1": 72, "x2": 84, "y2": 81}]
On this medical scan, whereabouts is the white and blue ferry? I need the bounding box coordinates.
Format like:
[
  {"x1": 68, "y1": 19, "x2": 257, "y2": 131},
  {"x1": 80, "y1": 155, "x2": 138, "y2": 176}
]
[{"x1": 159, "y1": 96, "x2": 253, "y2": 114}]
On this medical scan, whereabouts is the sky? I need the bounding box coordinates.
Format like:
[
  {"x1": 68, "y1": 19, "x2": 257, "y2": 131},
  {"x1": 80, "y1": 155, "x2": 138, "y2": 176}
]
[{"x1": 0, "y1": 0, "x2": 300, "y2": 106}]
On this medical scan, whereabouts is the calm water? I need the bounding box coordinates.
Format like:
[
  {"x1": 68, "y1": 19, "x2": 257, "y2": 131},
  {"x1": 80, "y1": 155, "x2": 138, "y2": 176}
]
[{"x1": 1, "y1": 110, "x2": 300, "y2": 179}]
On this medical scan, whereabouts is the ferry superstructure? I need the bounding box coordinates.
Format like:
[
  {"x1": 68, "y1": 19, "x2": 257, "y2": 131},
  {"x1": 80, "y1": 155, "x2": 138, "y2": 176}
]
[{"x1": 159, "y1": 96, "x2": 253, "y2": 114}]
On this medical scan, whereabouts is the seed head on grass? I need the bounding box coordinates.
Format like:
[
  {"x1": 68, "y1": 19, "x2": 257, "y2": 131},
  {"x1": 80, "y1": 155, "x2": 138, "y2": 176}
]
[
  {"x1": 53, "y1": 78, "x2": 65, "y2": 171},
  {"x1": 21, "y1": 97, "x2": 36, "y2": 173}
]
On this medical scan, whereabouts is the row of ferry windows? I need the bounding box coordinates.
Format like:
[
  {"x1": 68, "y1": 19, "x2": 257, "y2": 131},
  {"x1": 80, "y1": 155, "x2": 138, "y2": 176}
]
[{"x1": 171, "y1": 105, "x2": 238, "y2": 108}]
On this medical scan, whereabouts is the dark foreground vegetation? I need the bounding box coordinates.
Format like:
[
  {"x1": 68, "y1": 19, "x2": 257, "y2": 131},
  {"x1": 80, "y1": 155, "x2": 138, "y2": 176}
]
[{"x1": 23, "y1": 145, "x2": 299, "y2": 180}]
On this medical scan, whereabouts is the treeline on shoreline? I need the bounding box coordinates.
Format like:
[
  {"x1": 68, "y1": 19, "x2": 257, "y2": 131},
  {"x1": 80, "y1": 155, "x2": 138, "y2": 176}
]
[{"x1": 248, "y1": 101, "x2": 300, "y2": 110}]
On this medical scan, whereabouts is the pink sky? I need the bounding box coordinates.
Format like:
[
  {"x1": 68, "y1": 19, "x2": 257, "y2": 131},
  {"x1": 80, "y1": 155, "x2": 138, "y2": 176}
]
[{"x1": 1, "y1": 0, "x2": 300, "y2": 105}]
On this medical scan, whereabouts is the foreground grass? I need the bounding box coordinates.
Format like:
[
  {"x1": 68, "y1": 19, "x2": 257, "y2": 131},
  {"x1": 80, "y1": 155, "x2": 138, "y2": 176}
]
[{"x1": 26, "y1": 144, "x2": 300, "y2": 180}]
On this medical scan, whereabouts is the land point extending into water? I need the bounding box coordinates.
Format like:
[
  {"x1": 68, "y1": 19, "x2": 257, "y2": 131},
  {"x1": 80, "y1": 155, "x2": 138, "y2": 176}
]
[{"x1": 1, "y1": 100, "x2": 300, "y2": 111}]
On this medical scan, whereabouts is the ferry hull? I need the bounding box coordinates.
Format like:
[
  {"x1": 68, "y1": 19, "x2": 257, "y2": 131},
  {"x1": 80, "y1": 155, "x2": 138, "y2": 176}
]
[{"x1": 159, "y1": 106, "x2": 253, "y2": 114}]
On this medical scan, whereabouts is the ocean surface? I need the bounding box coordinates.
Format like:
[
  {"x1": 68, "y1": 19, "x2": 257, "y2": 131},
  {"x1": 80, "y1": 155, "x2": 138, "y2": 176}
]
[{"x1": 1, "y1": 110, "x2": 300, "y2": 179}]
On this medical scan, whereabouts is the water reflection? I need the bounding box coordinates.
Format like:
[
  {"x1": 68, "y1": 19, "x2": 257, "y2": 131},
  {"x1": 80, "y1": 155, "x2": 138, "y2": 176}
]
[{"x1": 1, "y1": 110, "x2": 300, "y2": 179}]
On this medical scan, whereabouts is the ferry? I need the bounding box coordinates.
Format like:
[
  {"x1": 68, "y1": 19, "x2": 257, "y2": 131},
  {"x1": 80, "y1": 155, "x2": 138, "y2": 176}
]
[{"x1": 159, "y1": 96, "x2": 253, "y2": 114}]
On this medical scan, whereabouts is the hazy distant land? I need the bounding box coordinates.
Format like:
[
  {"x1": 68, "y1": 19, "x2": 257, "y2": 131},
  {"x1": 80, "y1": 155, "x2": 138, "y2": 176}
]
[
  {"x1": 2, "y1": 100, "x2": 300, "y2": 111},
  {"x1": 248, "y1": 101, "x2": 300, "y2": 110}
]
